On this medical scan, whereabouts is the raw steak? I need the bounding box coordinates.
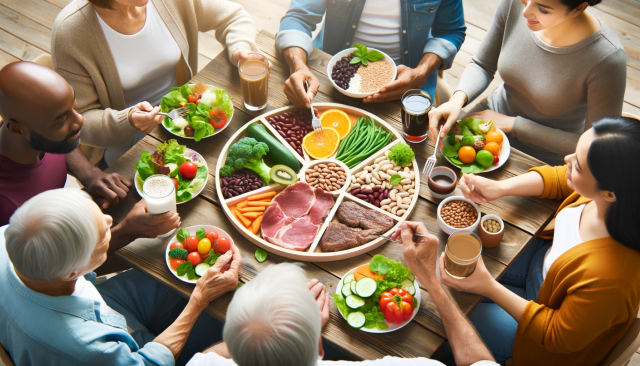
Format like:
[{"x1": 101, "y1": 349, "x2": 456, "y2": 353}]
[
  {"x1": 319, "y1": 223, "x2": 378, "y2": 252},
  {"x1": 336, "y1": 201, "x2": 394, "y2": 234},
  {"x1": 261, "y1": 182, "x2": 334, "y2": 251}
]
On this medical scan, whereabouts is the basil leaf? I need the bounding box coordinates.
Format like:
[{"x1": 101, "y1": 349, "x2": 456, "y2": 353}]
[
  {"x1": 461, "y1": 163, "x2": 485, "y2": 174},
  {"x1": 354, "y1": 43, "x2": 367, "y2": 56},
  {"x1": 389, "y1": 174, "x2": 402, "y2": 186},
  {"x1": 361, "y1": 58, "x2": 369, "y2": 66},
  {"x1": 441, "y1": 145, "x2": 459, "y2": 159},
  {"x1": 349, "y1": 57, "x2": 361, "y2": 65},
  {"x1": 196, "y1": 226, "x2": 206, "y2": 240},
  {"x1": 376, "y1": 321, "x2": 389, "y2": 330},
  {"x1": 354, "y1": 49, "x2": 363, "y2": 58},
  {"x1": 364, "y1": 319, "x2": 377, "y2": 329},
  {"x1": 177, "y1": 261, "x2": 192, "y2": 276},
  {"x1": 176, "y1": 228, "x2": 190, "y2": 243},
  {"x1": 205, "y1": 253, "x2": 222, "y2": 266},
  {"x1": 376, "y1": 312, "x2": 385, "y2": 321},
  {"x1": 366, "y1": 50, "x2": 385, "y2": 61},
  {"x1": 186, "y1": 267, "x2": 196, "y2": 280},
  {"x1": 255, "y1": 248, "x2": 267, "y2": 262},
  {"x1": 365, "y1": 313, "x2": 375, "y2": 321}
]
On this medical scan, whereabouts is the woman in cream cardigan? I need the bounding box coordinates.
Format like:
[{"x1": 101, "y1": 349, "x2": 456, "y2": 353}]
[
  {"x1": 52, "y1": 0, "x2": 258, "y2": 165},
  {"x1": 439, "y1": 116, "x2": 640, "y2": 365}
]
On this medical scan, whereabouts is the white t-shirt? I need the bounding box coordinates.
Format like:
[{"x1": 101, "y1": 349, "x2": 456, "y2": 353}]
[
  {"x1": 186, "y1": 352, "x2": 499, "y2": 366},
  {"x1": 96, "y1": 1, "x2": 182, "y2": 107},
  {"x1": 351, "y1": 0, "x2": 402, "y2": 63},
  {"x1": 72, "y1": 276, "x2": 119, "y2": 318},
  {"x1": 543, "y1": 204, "x2": 586, "y2": 279}
]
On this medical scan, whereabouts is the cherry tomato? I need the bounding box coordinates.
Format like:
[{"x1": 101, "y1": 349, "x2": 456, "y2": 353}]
[
  {"x1": 184, "y1": 125, "x2": 195, "y2": 137},
  {"x1": 186, "y1": 252, "x2": 202, "y2": 266},
  {"x1": 198, "y1": 238, "x2": 212, "y2": 255},
  {"x1": 209, "y1": 109, "x2": 227, "y2": 129},
  {"x1": 214, "y1": 237, "x2": 231, "y2": 254},
  {"x1": 185, "y1": 236, "x2": 199, "y2": 252},
  {"x1": 169, "y1": 242, "x2": 184, "y2": 250},
  {"x1": 206, "y1": 231, "x2": 218, "y2": 243},
  {"x1": 493, "y1": 155, "x2": 500, "y2": 165},
  {"x1": 188, "y1": 94, "x2": 199, "y2": 104},
  {"x1": 178, "y1": 102, "x2": 187, "y2": 108},
  {"x1": 171, "y1": 178, "x2": 178, "y2": 190},
  {"x1": 180, "y1": 161, "x2": 198, "y2": 179},
  {"x1": 169, "y1": 258, "x2": 184, "y2": 271}
]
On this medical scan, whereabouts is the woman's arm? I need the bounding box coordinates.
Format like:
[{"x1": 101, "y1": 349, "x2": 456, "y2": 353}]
[{"x1": 459, "y1": 171, "x2": 545, "y2": 204}]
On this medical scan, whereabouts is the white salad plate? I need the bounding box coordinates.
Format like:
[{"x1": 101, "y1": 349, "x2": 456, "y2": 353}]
[
  {"x1": 135, "y1": 148, "x2": 208, "y2": 204},
  {"x1": 441, "y1": 129, "x2": 510, "y2": 174},
  {"x1": 335, "y1": 266, "x2": 421, "y2": 334},
  {"x1": 326, "y1": 47, "x2": 397, "y2": 99}
]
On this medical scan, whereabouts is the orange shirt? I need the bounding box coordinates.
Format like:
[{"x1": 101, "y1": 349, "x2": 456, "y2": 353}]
[{"x1": 513, "y1": 165, "x2": 640, "y2": 365}]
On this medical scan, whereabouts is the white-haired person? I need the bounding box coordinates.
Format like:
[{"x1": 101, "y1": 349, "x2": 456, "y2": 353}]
[
  {"x1": 186, "y1": 222, "x2": 498, "y2": 366},
  {"x1": 0, "y1": 189, "x2": 242, "y2": 366}
]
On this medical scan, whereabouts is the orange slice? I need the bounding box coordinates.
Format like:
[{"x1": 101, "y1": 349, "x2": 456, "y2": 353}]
[
  {"x1": 319, "y1": 109, "x2": 352, "y2": 140},
  {"x1": 302, "y1": 127, "x2": 340, "y2": 159}
]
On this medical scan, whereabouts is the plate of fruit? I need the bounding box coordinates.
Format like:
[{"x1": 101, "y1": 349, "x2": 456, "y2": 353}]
[
  {"x1": 160, "y1": 82, "x2": 234, "y2": 141},
  {"x1": 333, "y1": 255, "x2": 420, "y2": 333},
  {"x1": 441, "y1": 118, "x2": 510, "y2": 174},
  {"x1": 165, "y1": 225, "x2": 234, "y2": 284}
]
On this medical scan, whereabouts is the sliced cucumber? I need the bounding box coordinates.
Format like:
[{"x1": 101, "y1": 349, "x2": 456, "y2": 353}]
[
  {"x1": 343, "y1": 273, "x2": 355, "y2": 284},
  {"x1": 401, "y1": 278, "x2": 416, "y2": 296},
  {"x1": 406, "y1": 272, "x2": 415, "y2": 282},
  {"x1": 354, "y1": 277, "x2": 377, "y2": 299},
  {"x1": 350, "y1": 280, "x2": 358, "y2": 296},
  {"x1": 347, "y1": 312, "x2": 366, "y2": 329},
  {"x1": 346, "y1": 295, "x2": 366, "y2": 309},
  {"x1": 194, "y1": 263, "x2": 210, "y2": 277},
  {"x1": 342, "y1": 282, "x2": 352, "y2": 297}
]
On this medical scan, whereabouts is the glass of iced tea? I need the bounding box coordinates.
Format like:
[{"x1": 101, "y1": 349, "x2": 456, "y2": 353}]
[
  {"x1": 238, "y1": 53, "x2": 270, "y2": 111},
  {"x1": 401, "y1": 89, "x2": 432, "y2": 143},
  {"x1": 444, "y1": 231, "x2": 482, "y2": 279}
]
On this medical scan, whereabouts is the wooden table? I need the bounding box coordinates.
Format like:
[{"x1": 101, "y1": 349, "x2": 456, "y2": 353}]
[{"x1": 104, "y1": 30, "x2": 560, "y2": 360}]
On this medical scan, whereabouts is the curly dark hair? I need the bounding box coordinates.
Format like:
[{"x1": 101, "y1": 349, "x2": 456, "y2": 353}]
[{"x1": 560, "y1": 0, "x2": 602, "y2": 11}]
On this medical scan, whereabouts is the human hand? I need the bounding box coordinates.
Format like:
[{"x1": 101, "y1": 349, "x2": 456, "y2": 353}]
[
  {"x1": 129, "y1": 102, "x2": 163, "y2": 133},
  {"x1": 192, "y1": 245, "x2": 242, "y2": 309},
  {"x1": 283, "y1": 65, "x2": 319, "y2": 109},
  {"x1": 391, "y1": 222, "x2": 440, "y2": 288},
  {"x1": 119, "y1": 200, "x2": 181, "y2": 239},
  {"x1": 464, "y1": 110, "x2": 515, "y2": 134},
  {"x1": 458, "y1": 174, "x2": 503, "y2": 204},
  {"x1": 428, "y1": 91, "x2": 467, "y2": 148},
  {"x1": 233, "y1": 48, "x2": 273, "y2": 70},
  {"x1": 363, "y1": 65, "x2": 429, "y2": 104},
  {"x1": 439, "y1": 254, "x2": 496, "y2": 297},
  {"x1": 84, "y1": 172, "x2": 132, "y2": 209},
  {"x1": 308, "y1": 278, "x2": 330, "y2": 328}
]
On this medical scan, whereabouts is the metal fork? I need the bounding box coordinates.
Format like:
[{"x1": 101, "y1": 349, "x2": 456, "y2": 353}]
[
  {"x1": 378, "y1": 233, "x2": 425, "y2": 243},
  {"x1": 422, "y1": 125, "x2": 443, "y2": 179},
  {"x1": 305, "y1": 80, "x2": 323, "y2": 137},
  {"x1": 158, "y1": 106, "x2": 190, "y2": 120}
]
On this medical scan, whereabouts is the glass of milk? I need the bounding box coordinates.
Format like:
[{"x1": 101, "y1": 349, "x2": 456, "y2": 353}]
[{"x1": 143, "y1": 174, "x2": 177, "y2": 238}]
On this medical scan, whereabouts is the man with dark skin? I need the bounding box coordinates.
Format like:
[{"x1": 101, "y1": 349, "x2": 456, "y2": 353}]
[{"x1": 0, "y1": 61, "x2": 179, "y2": 250}]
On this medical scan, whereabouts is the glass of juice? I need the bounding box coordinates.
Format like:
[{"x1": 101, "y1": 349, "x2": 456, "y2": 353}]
[
  {"x1": 444, "y1": 231, "x2": 482, "y2": 279},
  {"x1": 143, "y1": 174, "x2": 177, "y2": 238},
  {"x1": 401, "y1": 89, "x2": 432, "y2": 143},
  {"x1": 238, "y1": 53, "x2": 270, "y2": 111}
]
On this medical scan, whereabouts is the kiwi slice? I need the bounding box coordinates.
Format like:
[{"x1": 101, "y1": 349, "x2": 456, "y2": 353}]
[{"x1": 270, "y1": 165, "x2": 298, "y2": 186}]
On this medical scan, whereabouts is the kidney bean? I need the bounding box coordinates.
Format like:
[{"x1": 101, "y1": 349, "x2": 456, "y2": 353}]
[
  {"x1": 368, "y1": 194, "x2": 375, "y2": 201},
  {"x1": 372, "y1": 186, "x2": 381, "y2": 192},
  {"x1": 356, "y1": 194, "x2": 368, "y2": 200},
  {"x1": 384, "y1": 189, "x2": 389, "y2": 199},
  {"x1": 374, "y1": 199, "x2": 380, "y2": 207},
  {"x1": 373, "y1": 192, "x2": 380, "y2": 199},
  {"x1": 351, "y1": 188, "x2": 361, "y2": 195},
  {"x1": 360, "y1": 189, "x2": 373, "y2": 194}
]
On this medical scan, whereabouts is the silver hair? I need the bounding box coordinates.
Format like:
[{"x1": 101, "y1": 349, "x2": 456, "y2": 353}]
[
  {"x1": 224, "y1": 263, "x2": 321, "y2": 366},
  {"x1": 5, "y1": 189, "x2": 98, "y2": 281}
]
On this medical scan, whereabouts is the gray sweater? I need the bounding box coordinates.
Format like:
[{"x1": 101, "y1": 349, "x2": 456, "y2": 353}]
[{"x1": 457, "y1": 0, "x2": 626, "y2": 165}]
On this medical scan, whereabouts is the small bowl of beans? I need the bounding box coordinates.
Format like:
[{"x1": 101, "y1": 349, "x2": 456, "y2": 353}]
[
  {"x1": 437, "y1": 197, "x2": 481, "y2": 235},
  {"x1": 326, "y1": 47, "x2": 397, "y2": 99},
  {"x1": 302, "y1": 160, "x2": 351, "y2": 194},
  {"x1": 478, "y1": 214, "x2": 504, "y2": 248}
]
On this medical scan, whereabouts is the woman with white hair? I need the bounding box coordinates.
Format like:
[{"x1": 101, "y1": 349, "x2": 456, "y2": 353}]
[
  {"x1": 0, "y1": 188, "x2": 242, "y2": 366},
  {"x1": 187, "y1": 222, "x2": 499, "y2": 366}
]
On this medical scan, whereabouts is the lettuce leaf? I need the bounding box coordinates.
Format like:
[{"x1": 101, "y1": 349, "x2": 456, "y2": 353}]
[
  {"x1": 158, "y1": 140, "x2": 185, "y2": 166},
  {"x1": 461, "y1": 163, "x2": 485, "y2": 174},
  {"x1": 210, "y1": 88, "x2": 234, "y2": 117},
  {"x1": 135, "y1": 151, "x2": 156, "y2": 180}
]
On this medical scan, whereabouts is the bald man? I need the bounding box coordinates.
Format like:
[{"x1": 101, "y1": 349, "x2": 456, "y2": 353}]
[{"x1": 0, "y1": 61, "x2": 179, "y2": 248}]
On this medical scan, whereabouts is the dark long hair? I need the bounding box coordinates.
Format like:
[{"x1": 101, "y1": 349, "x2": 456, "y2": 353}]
[
  {"x1": 588, "y1": 116, "x2": 640, "y2": 250},
  {"x1": 560, "y1": 0, "x2": 602, "y2": 11}
]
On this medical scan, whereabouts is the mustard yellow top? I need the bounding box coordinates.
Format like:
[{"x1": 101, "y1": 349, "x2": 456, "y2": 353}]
[{"x1": 512, "y1": 165, "x2": 640, "y2": 365}]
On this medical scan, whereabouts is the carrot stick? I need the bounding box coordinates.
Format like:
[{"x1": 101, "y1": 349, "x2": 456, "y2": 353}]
[
  {"x1": 247, "y1": 201, "x2": 271, "y2": 207},
  {"x1": 231, "y1": 207, "x2": 252, "y2": 227},
  {"x1": 236, "y1": 200, "x2": 249, "y2": 208},
  {"x1": 238, "y1": 206, "x2": 266, "y2": 213},
  {"x1": 242, "y1": 212, "x2": 263, "y2": 219},
  {"x1": 251, "y1": 216, "x2": 263, "y2": 235},
  {"x1": 247, "y1": 191, "x2": 276, "y2": 201}
]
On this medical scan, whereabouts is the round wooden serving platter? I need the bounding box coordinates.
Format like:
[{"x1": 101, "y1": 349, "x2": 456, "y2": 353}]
[{"x1": 215, "y1": 103, "x2": 420, "y2": 262}]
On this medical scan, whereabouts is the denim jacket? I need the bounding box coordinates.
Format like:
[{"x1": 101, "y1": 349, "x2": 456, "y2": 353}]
[
  {"x1": 0, "y1": 225, "x2": 174, "y2": 366},
  {"x1": 276, "y1": 0, "x2": 466, "y2": 96}
]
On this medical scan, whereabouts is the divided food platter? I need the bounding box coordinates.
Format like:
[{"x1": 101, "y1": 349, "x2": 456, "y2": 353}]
[{"x1": 216, "y1": 103, "x2": 420, "y2": 262}]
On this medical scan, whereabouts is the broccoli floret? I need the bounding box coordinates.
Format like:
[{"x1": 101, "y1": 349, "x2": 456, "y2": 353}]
[
  {"x1": 219, "y1": 137, "x2": 271, "y2": 183},
  {"x1": 388, "y1": 143, "x2": 415, "y2": 167},
  {"x1": 169, "y1": 248, "x2": 188, "y2": 260}
]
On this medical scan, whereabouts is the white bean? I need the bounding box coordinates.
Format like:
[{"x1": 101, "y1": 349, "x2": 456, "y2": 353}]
[
  {"x1": 391, "y1": 206, "x2": 399, "y2": 214},
  {"x1": 365, "y1": 166, "x2": 373, "y2": 172},
  {"x1": 400, "y1": 178, "x2": 411, "y2": 185},
  {"x1": 372, "y1": 163, "x2": 380, "y2": 170},
  {"x1": 386, "y1": 169, "x2": 397, "y2": 176},
  {"x1": 402, "y1": 197, "x2": 411, "y2": 205},
  {"x1": 408, "y1": 188, "x2": 415, "y2": 194},
  {"x1": 393, "y1": 166, "x2": 402, "y2": 171},
  {"x1": 396, "y1": 209, "x2": 406, "y2": 216},
  {"x1": 380, "y1": 198, "x2": 391, "y2": 205},
  {"x1": 349, "y1": 183, "x2": 361, "y2": 190},
  {"x1": 381, "y1": 181, "x2": 387, "y2": 190},
  {"x1": 409, "y1": 194, "x2": 414, "y2": 200},
  {"x1": 404, "y1": 167, "x2": 411, "y2": 173},
  {"x1": 378, "y1": 171, "x2": 388, "y2": 180},
  {"x1": 398, "y1": 204, "x2": 410, "y2": 209},
  {"x1": 410, "y1": 171, "x2": 415, "y2": 180},
  {"x1": 403, "y1": 184, "x2": 413, "y2": 190},
  {"x1": 356, "y1": 178, "x2": 364, "y2": 184},
  {"x1": 381, "y1": 205, "x2": 390, "y2": 211},
  {"x1": 399, "y1": 172, "x2": 410, "y2": 179},
  {"x1": 389, "y1": 201, "x2": 397, "y2": 208},
  {"x1": 385, "y1": 150, "x2": 391, "y2": 157},
  {"x1": 380, "y1": 163, "x2": 393, "y2": 171},
  {"x1": 389, "y1": 189, "x2": 398, "y2": 200},
  {"x1": 372, "y1": 171, "x2": 380, "y2": 181},
  {"x1": 374, "y1": 156, "x2": 386, "y2": 163},
  {"x1": 366, "y1": 174, "x2": 372, "y2": 184},
  {"x1": 371, "y1": 177, "x2": 381, "y2": 185},
  {"x1": 397, "y1": 192, "x2": 409, "y2": 198},
  {"x1": 396, "y1": 196, "x2": 403, "y2": 207}
]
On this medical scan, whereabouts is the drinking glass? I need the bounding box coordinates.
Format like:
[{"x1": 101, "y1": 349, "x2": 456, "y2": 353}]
[
  {"x1": 143, "y1": 174, "x2": 177, "y2": 238},
  {"x1": 401, "y1": 89, "x2": 432, "y2": 143},
  {"x1": 238, "y1": 53, "x2": 270, "y2": 111},
  {"x1": 444, "y1": 231, "x2": 482, "y2": 279}
]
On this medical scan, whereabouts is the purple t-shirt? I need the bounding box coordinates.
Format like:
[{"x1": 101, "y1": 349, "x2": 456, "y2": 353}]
[{"x1": 0, "y1": 153, "x2": 67, "y2": 226}]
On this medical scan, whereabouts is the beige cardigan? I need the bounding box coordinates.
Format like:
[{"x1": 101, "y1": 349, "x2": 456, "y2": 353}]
[{"x1": 51, "y1": 0, "x2": 258, "y2": 149}]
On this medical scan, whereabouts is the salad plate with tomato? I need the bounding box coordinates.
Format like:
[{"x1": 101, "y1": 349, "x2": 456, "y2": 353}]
[
  {"x1": 333, "y1": 255, "x2": 420, "y2": 333},
  {"x1": 165, "y1": 225, "x2": 234, "y2": 284},
  {"x1": 160, "y1": 82, "x2": 234, "y2": 141},
  {"x1": 135, "y1": 139, "x2": 208, "y2": 204}
]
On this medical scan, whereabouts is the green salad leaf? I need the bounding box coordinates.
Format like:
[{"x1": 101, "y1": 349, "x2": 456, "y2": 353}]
[
  {"x1": 350, "y1": 43, "x2": 386, "y2": 66},
  {"x1": 159, "y1": 140, "x2": 186, "y2": 166},
  {"x1": 204, "y1": 250, "x2": 222, "y2": 266},
  {"x1": 255, "y1": 248, "x2": 267, "y2": 263},
  {"x1": 461, "y1": 163, "x2": 485, "y2": 174},
  {"x1": 196, "y1": 226, "x2": 206, "y2": 240},
  {"x1": 135, "y1": 151, "x2": 156, "y2": 181},
  {"x1": 442, "y1": 145, "x2": 459, "y2": 159},
  {"x1": 177, "y1": 228, "x2": 190, "y2": 243},
  {"x1": 177, "y1": 261, "x2": 193, "y2": 277}
]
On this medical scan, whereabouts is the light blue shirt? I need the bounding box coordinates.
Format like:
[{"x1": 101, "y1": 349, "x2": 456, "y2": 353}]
[{"x1": 0, "y1": 225, "x2": 174, "y2": 366}]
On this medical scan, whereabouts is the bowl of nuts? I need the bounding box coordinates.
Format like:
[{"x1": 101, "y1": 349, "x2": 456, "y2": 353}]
[
  {"x1": 478, "y1": 214, "x2": 504, "y2": 248},
  {"x1": 301, "y1": 160, "x2": 351, "y2": 194},
  {"x1": 437, "y1": 196, "x2": 481, "y2": 235}
]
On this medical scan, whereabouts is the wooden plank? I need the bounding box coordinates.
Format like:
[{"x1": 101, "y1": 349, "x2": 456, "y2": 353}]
[
  {"x1": 197, "y1": 53, "x2": 211, "y2": 73},
  {"x1": 44, "y1": 0, "x2": 70, "y2": 8},
  {"x1": 0, "y1": 48, "x2": 20, "y2": 68},
  {"x1": 223, "y1": 0, "x2": 288, "y2": 36},
  {"x1": 1, "y1": 0, "x2": 61, "y2": 29},
  {"x1": 596, "y1": 0, "x2": 640, "y2": 28},
  {"x1": 0, "y1": 4, "x2": 51, "y2": 52},
  {"x1": 0, "y1": 27, "x2": 46, "y2": 61}
]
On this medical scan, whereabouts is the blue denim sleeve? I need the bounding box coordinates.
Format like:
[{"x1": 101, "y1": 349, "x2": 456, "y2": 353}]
[
  {"x1": 84, "y1": 341, "x2": 175, "y2": 366},
  {"x1": 423, "y1": 0, "x2": 466, "y2": 70},
  {"x1": 276, "y1": 0, "x2": 327, "y2": 56}
]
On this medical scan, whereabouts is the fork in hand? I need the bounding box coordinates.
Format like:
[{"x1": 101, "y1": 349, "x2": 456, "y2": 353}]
[
  {"x1": 422, "y1": 125, "x2": 443, "y2": 179},
  {"x1": 378, "y1": 233, "x2": 425, "y2": 243},
  {"x1": 158, "y1": 106, "x2": 190, "y2": 120},
  {"x1": 305, "y1": 80, "x2": 323, "y2": 137}
]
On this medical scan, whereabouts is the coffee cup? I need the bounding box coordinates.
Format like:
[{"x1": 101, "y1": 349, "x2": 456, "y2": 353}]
[
  {"x1": 428, "y1": 167, "x2": 457, "y2": 199},
  {"x1": 478, "y1": 214, "x2": 504, "y2": 248}
]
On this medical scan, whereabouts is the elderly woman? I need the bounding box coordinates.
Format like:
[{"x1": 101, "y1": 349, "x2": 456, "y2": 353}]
[
  {"x1": 0, "y1": 189, "x2": 242, "y2": 366},
  {"x1": 51, "y1": 0, "x2": 258, "y2": 165}
]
